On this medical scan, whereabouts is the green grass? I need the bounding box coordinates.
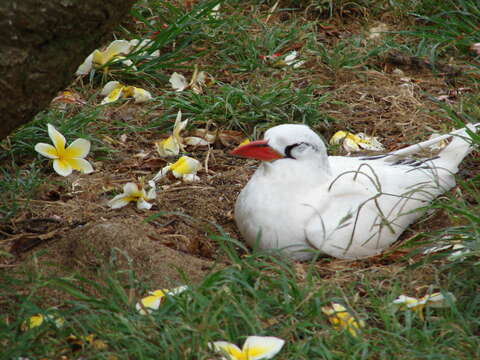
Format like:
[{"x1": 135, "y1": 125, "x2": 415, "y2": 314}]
[
  {"x1": 2, "y1": 240, "x2": 479, "y2": 359},
  {"x1": 1, "y1": 0, "x2": 480, "y2": 358}
]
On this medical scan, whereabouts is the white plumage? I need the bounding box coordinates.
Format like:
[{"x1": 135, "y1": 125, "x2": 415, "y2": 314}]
[{"x1": 233, "y1": 123, "x2": 478, "y2": 260}]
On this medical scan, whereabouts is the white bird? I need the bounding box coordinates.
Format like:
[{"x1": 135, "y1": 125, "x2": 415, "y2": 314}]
[{"x1": 232, "y1": 123, "x2": 478, "y2": 261}]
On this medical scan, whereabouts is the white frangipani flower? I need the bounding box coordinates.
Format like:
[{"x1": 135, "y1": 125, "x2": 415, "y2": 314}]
[
  {"x1": 136, "y1": 286, "x2": 188, "y2": 315},
  {"x1": 329, "y1": 130, "x2": 384, "y2": 152},
  {"x1": 169, "y1": 66, "x2": 209, "y2": 94},
  {"x1": 153, "y1": 156, "x2": 201, "y2": 183},
  {"x1": 209, "y1": 336, "x2": 285, "y2": 360},
  {"x1": 392, "y1": 292, "x2": 456, "y2": 320},
  {"x1": 76, "y1": 40, "x2": 134, "y2": 76},
  {"x1": 34, "y1": 124, "x2": 93, "y2": 177},
  {"x1": 108, "y1": 179, "x2": 156, "y2": 210},
  {"x1": 100, "y1": 81, "x2": 152, "y2": 104}
]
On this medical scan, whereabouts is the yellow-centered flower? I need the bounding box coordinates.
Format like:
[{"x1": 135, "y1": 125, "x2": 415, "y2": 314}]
[
  {"x1": 21, "y1": 313, "x2": 64, "y2": 331},
  {"x1": 35, "y1": 124, "x2": 93, "y2": 177},
  {"x1": 392, "y1": 292, "x2": 456, "y2": 320},
  {"x1": 136, "y1": 286, "x2": 188, "y2": 315},
  {"x1": 153, "y1": 155, "x2": 201, "y2": 183},
  {"x1": 155, "y1": 111, "x2": 189, "y2": 157},
  {"x1": 209, "y1": 336, "x2": 285, "y2": 360},
  {"x1": 169, "y1": 65, "x2": 210, "y2": 94},
  {"x1": 108, "y1": 179, "x2": 156, "y2": 210},
  {"x1": 100, "y1": 81, "x2": 152, "y2": 104},
  {"x1": 76, "y1": 40, "x2": 134, "y2": 76},
  {"x1": 329, "y1": 130, "x2": 384, "y2": 152},
  {"x1": 321, "y1": 303, "x2": 365, "y2": 337}
]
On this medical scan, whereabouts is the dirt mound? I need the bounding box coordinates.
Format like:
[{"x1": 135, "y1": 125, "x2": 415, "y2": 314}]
[{"x1": 55, "y1": 219, "x2": 216, "y2": 287}]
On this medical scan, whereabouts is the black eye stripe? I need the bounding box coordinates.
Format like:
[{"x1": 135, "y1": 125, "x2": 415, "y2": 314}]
[{"x1": 284, "y1": 142, "x2": 308, "y2": 159}]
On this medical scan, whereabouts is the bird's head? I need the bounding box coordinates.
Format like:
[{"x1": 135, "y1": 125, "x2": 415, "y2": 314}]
[{"x1": 231, "y1": 124, "x2": 326, "y2": 161}]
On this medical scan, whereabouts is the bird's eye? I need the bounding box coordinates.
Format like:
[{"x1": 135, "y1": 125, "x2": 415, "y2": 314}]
[{"x1": 284, "y1": 143, "x2": 300, "y2": 159}]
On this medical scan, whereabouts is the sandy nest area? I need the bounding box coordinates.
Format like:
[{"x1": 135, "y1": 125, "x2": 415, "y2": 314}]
[{"x1": 1, "y1": 64, "x2": 479, "y2": 289}]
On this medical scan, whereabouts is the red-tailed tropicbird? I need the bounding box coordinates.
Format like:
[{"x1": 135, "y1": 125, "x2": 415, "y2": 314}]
[{"x1": 232, "y1": 123, "x2": 478, "y2": 260}]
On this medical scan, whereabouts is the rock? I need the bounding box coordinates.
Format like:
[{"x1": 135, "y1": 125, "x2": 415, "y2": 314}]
[{"x1": 0, "y1": 0, "x2": 134, "y2": 140}]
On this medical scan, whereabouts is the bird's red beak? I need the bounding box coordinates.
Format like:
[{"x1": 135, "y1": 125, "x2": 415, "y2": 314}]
[{"x1": 230, "y1": 140, "x2": 283, "y2": 161}]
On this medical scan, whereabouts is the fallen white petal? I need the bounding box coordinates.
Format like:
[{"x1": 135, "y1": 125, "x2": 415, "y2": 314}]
[
  {"x1": 170, "y1": 72, "x2": 189, "y2": 92},
  {"x1": 75, "y1": 52, "x2": 94, "y2": 76}
]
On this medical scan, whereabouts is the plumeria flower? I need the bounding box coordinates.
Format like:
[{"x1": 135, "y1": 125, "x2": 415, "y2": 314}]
[
  {"x1": 21, "y1": 314, "x2": 64, "y2": 331},
  {"x1": 136, "y1": 286, "x2": 189, "y2": 315},
  {"x1": 392, "y1": 292, "x2": 456, "y2": 320},
  {"x1": 76, "y1": 40, "x2": 135, "y2": 76},
  {"x1": 321, "y1": 303, "x2": 365, "y2": 337},
  {"x1": 155, "y1": 110, "x2": 189, "y2": 157},
  {"x1": 209, "y1": 336, "x2": 285, "y2": 360},
  {"x1": 153, "y1": 156, "x2": 201, "y2": 183},
  {"x1": 169, "y1": 66, "x2": 210, "y2": 94},
  {"x1": 108, "y1": 178, "x2": 156, "y2": 210},
  {"x1": 155, "y1": 111, "x2": 215, "y2": 155},
  {"x1": 272, "y1": 51, "x2": 305, "y2": 68},
  {"x1": 35, "y1": 124, "x2": 93, "y2": 177},
  {"x1": 100, "y1": 81, "x2": 152, "y2": 104},
  {"x1": 329, "y1": 130, "x2": 384, "y2": 152}
]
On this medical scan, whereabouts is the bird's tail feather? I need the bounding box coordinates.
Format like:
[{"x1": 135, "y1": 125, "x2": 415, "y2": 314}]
[
  {"x1": 386, "y1": 123, "x2": 478, "y2": 173},
  {"x1": 433, "y1": 123, "x2": 478, "y2": 173}
]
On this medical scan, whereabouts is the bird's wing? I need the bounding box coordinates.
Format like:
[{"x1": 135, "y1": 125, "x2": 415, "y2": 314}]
[{"x1": 303, "y1": 158, "x2": 440, "y2": 259}]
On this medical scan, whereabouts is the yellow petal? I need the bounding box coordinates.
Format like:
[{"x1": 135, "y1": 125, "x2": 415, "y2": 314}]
[
  {"x1": 35, "y1": 143, "x2": 59, "y2": 159},
  {"x1": 66, "y1": 158, "x2": 94, "y2": 174},
  {"x1": 150, "y1": 290, "x2": 167, "y2": 297},
  {"x1": 329, "y1": 131, "x2": 349, "y2": 145},
  {"x1": 24, "y1": 314, "x2": 44, "y2": 330},
  {"x1": 210, "y1": 341, "x2": 243, "y2": 359},
  {"x1": 102, "y1": 86, "x2": 124, "y2": 104},
  {"x1": 92, "y1": 49, "x2": 107, "y2": 67},
  {"x1": 53, "y1": 159, "x2": 73, "y2": 177},
  {"x1": 155, "y1": 136, "x2": 180, "y2": 157},
  {"x1": 136, "y1": 295, "x2": 162, "y2": 314},
  {"x1": 64, "y1": 138, "x2": 91, "y2": 159},
  {"x1": 47, "y1": 124, "x2": 66, "y2": 153},
  {"x1": 321, "y1": 303, "x2": 364, "y2": 337},
  {"x1": 101, "y1": 81, "x2": 123, "y2": 96},
  {"x1": 243, "y1": 336, "x2": 285, "y2": 360},
  {"x1": 170, "y1": 156, "x2": 201, "y2": 178},
  {"x1": 239, "y1": 138, "x2": 251, "y2": 146}
]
